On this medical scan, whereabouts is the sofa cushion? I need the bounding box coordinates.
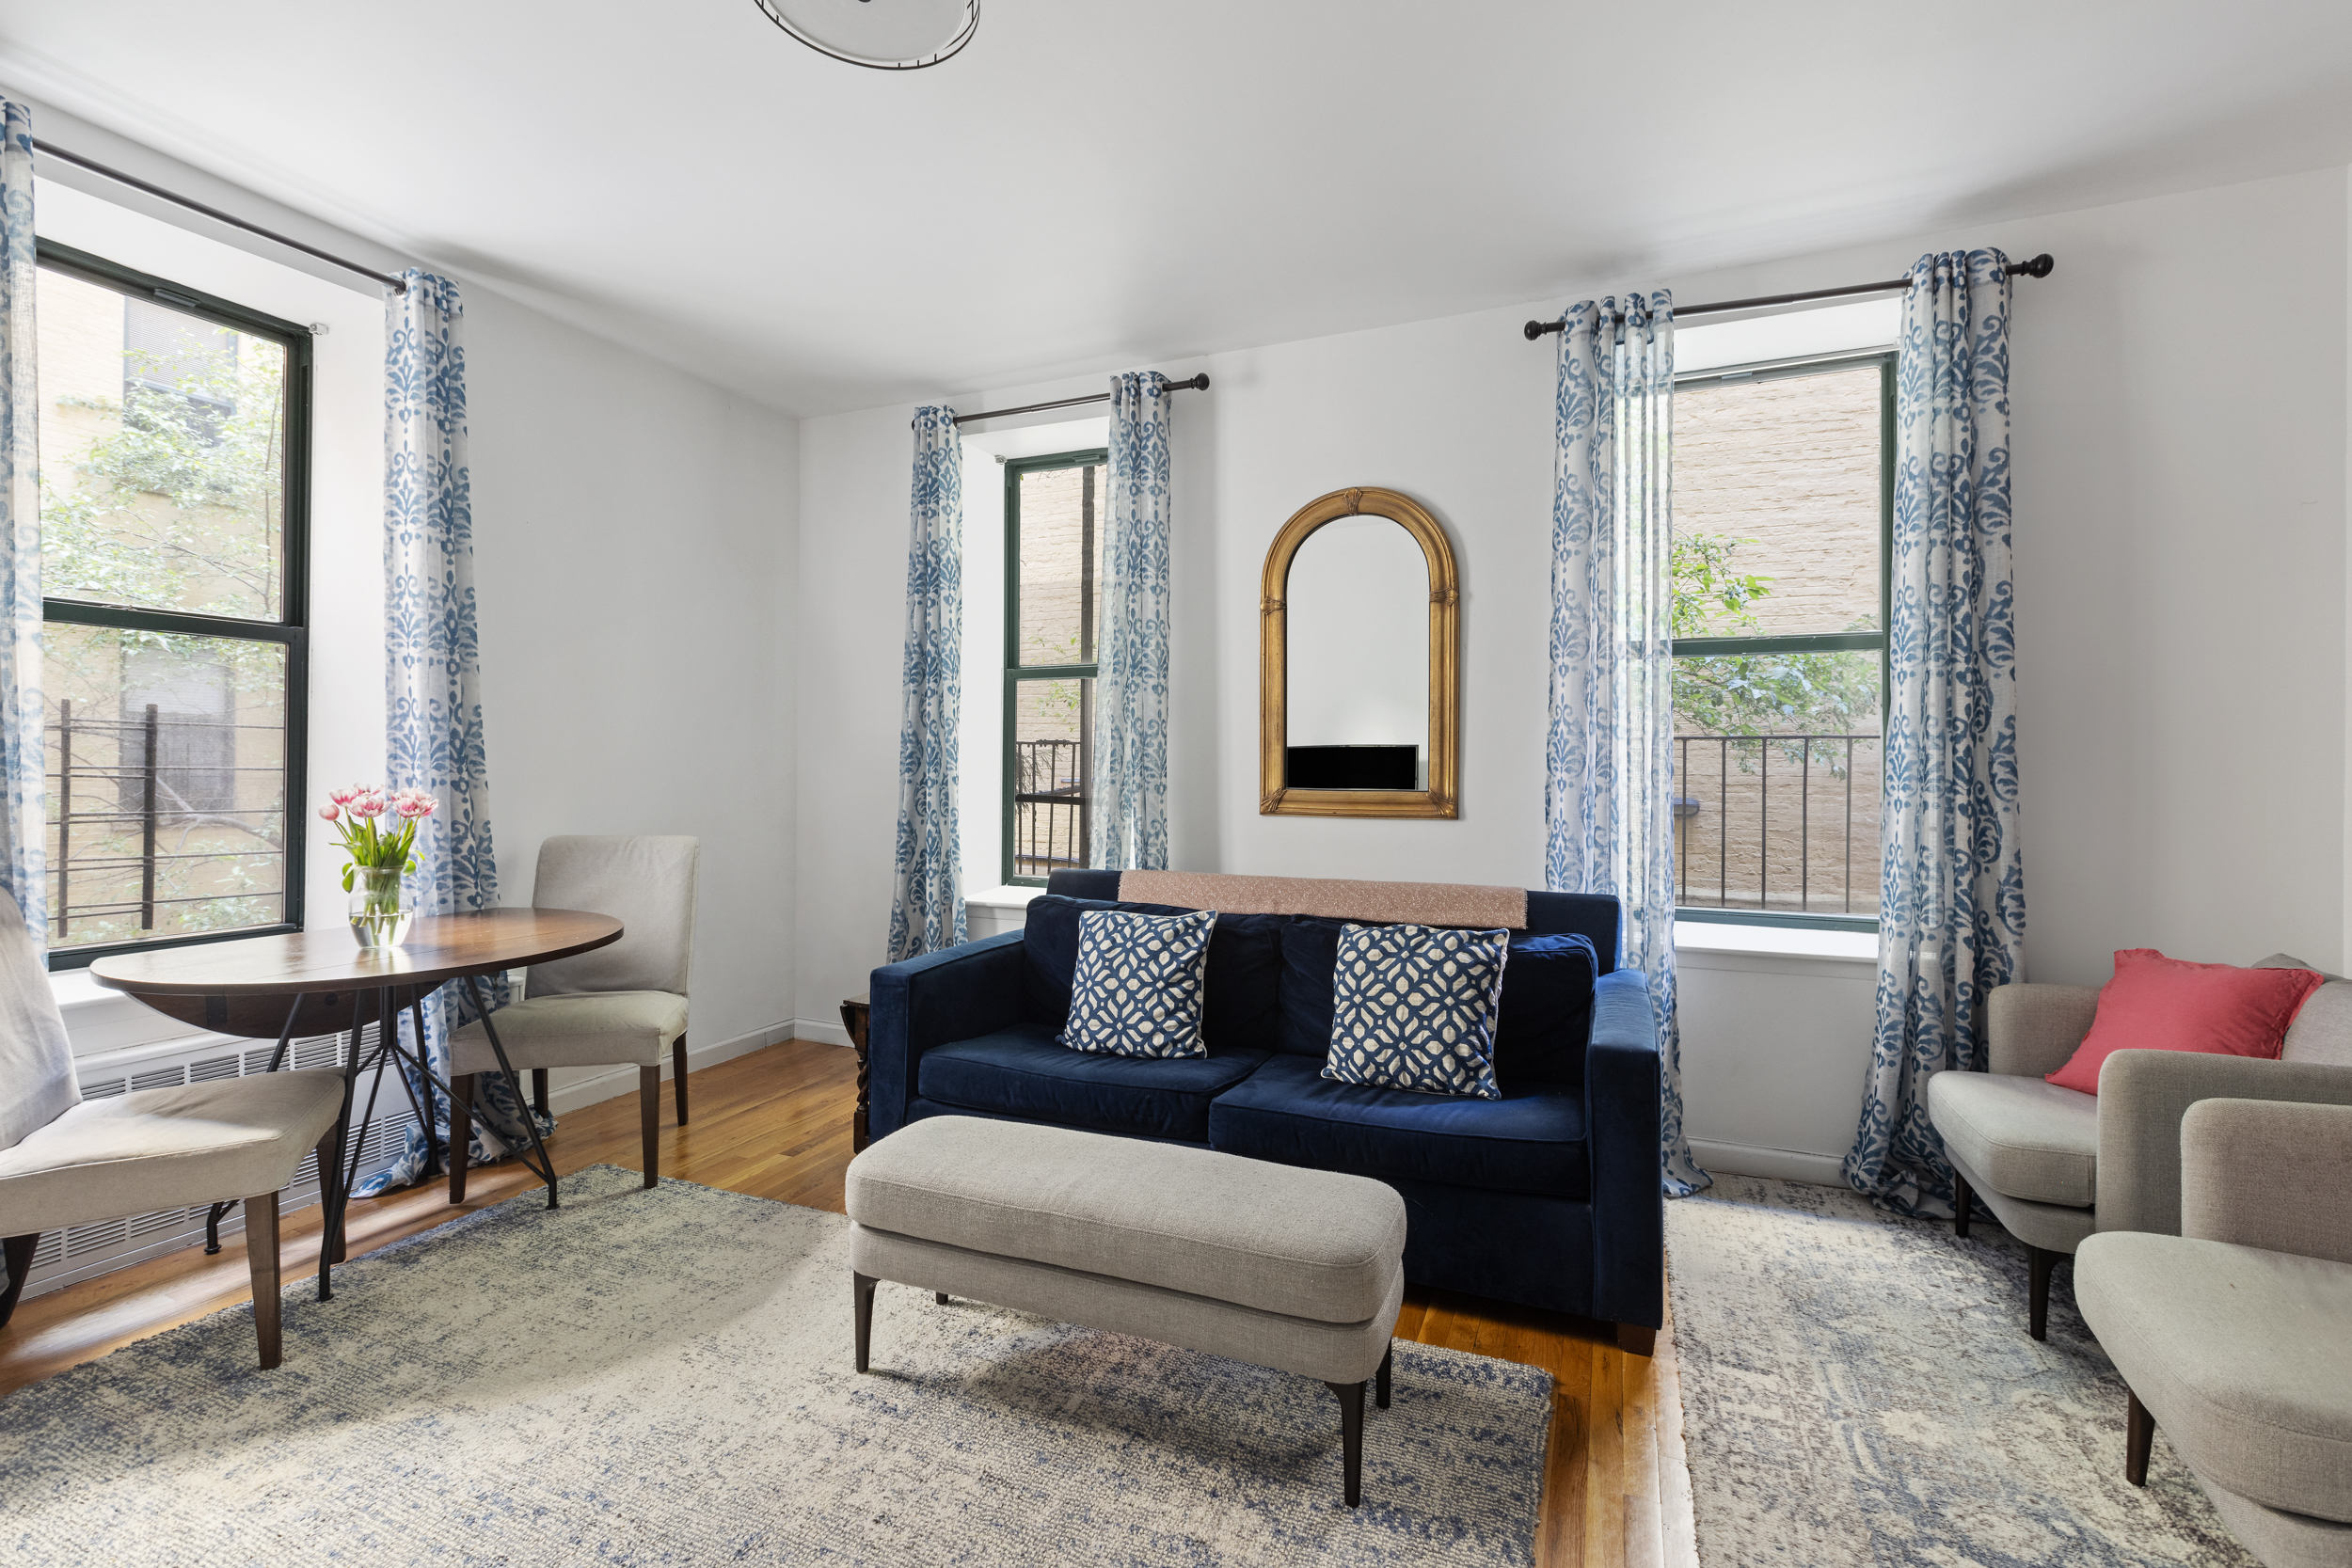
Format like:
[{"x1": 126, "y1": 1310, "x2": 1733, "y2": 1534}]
[
  {"x1": 1207, "y1": 1053, "x2": 1590, "y2": 1199},
  {"x1": 1928, "y1": 1069, "x2": 2099, "y2": 1208},
  {"x1": 1324, "y1": 922, "x2": 1509, "y2": 1100},
  {"x1": 2076, "y1": 1231, "x2": 2352, "y2": 1523},
  {"x1": 1024, "y1": 895, "x2": 1288, "y2": 1054},
  {"x1": 1060, "y1": 907, "x2": 1215, "y2": 1059},
  {"x1": 918, "y1": 1022, "x2": 1269, "y2": 1143},
  {"x1": 1494, "y1": 933, "x2": 1599, "y2": 1085}
]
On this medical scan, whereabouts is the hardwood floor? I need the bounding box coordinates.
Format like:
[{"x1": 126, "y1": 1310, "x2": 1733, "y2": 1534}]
[{"x1": 0, "y1": 1038, "x2": 1693, "y2": 1567}]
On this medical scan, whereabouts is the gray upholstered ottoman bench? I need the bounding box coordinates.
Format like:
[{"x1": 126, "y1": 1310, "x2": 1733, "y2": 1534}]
[{"x1": 846, "y1": 1115, "x2": 1408, "y2": 1506}]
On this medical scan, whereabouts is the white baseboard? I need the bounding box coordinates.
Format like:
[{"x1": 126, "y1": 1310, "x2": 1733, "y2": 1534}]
[
  {"x1": 791, "y1": 1018, "x2": 854, "y2": 1050},
  {"x1": 1689, "y1": 1140, "x2": 1848, "y2": 1188},
  {"x1": 543, "y1": 1022, "x2": 801, "y2": 1116}
]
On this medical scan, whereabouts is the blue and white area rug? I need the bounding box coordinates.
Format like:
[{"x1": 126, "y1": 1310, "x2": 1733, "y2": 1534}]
[
  {"x1": 0, "y1": 1166, "x2": 1549, "y2": 1566},
  {"x1": 1666, "y1": 1176, "x2": 2256, "y2": 1567}
]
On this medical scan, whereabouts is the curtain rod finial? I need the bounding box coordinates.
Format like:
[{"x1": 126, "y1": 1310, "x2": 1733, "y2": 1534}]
[
  {"x1": 1524, "y1": 319, "x2": 1564, "y2": 341},
  {"x1": 2015, "y1": 252, "x2": 2055, "y2": 279}
]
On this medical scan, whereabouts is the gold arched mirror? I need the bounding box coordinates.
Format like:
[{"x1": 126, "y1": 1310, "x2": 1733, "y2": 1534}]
[{"x1": 1260, "y1": 486, "x2": 1459, "y2": 818}]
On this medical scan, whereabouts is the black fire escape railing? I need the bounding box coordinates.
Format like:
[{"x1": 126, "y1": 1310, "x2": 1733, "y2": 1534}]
[
  {"x1": 1012, "y1": 737, "x2": 1089, "y2": 878},
  {"x1": 1673, "y1": 731, "x2": 1883, "y2": 917},
  {"x1": 46, "y1": 702, "x2": 286, "y2": 944}
]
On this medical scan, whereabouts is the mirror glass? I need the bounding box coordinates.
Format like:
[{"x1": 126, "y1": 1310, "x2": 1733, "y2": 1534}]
[{"x1": 1284, "y1": 515, "x2": 1429, "y2": 790}]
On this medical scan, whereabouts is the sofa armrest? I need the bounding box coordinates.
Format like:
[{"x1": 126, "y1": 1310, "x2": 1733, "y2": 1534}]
[
  {"x1": 1987, "y1": 983, "x2": 2100, "y2": 1079},
  {"x1": 1586, "y1": 969, "x2": 1663, "y2": 1331},
  {"x1": 2096, "y1": 1050, "x2": 2352, "y2": 1236},
  {"x1": 2181, "y1": 1099, "x2": 2352, "y2": 1265},
  {"x1": 867, "y1": 932, "x2": 1027, "y2": 1141}
]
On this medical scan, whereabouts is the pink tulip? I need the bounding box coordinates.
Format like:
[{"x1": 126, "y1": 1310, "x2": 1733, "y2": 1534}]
[
  {"x1": 318, "y1": 803, "x2": 341, "y2": 821},
  {"x1": 329, "y1": 784, "x2": 361, "y2": 806},
  {"x1": 349, "y1": 793, "x2": 387, "y2": 819},
  {"x1": 396, "y1": 794, "x2": 436, "y2": 819}
]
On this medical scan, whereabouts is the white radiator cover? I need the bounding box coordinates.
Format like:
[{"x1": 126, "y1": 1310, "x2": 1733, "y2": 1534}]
[{"x1": 23, "y1": 1026, "x2": 419, "y2": 1300}]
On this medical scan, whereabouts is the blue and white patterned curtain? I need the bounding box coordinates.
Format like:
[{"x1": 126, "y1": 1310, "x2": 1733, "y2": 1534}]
[
  {"x1": 1545, "y1": 293, "x2": 1707, "y2": 1197},
  {"x1": 885, "y1": 405, "x2": 965, "y2": 961},
  {"x1": 1091, "y1": 372, "x2": 1172, "y2": 870},
  {"x1": 0, "y1": 101, "x2": 43, "y2": 949},
  {"x1": 1844, "y1": 250, "x2": 2025, "y2": 1215},
  {"x1": 357, "y1": 271, "x2": 529, "y2": 1196}
]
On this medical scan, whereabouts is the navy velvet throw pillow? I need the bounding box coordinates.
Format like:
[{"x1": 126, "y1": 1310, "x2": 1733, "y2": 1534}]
[
  {"x1": 1025, "y1": 895, "x2": 1288, "y2": 1053},
  {"x1": 1493, "y1": 932, "x2": 1599, "y2": 1084},
  {"x1": 1057, "y1": 907, "x2": 1217, "y2": 1059},
  {"x1": 1322, "y1": 922, "x2": 1510, "y2": 1099}
]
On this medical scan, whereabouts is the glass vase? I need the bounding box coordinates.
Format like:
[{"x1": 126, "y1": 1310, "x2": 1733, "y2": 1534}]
[{"x1": 349, "y1": 865, "x2": 414, "y2": 948}]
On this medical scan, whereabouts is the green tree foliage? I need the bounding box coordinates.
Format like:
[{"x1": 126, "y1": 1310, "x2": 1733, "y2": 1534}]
[
  {"x1": 1671, "y1": 531, "x2": 1879, "y2": 773},
  {"x1": 41, "y1": 325, "x2": 288, "y2": 944},
  {"x1": 46, "y1": 336, "x2": 284, "y2": 618}
]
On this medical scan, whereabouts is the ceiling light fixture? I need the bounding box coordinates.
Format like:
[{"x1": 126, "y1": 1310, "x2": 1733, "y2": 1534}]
[{"x1": 754, "y1": 0, "x2": 979, "y2": 70}]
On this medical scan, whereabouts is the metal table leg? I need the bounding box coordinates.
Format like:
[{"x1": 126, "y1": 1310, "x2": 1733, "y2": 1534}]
[
  {"x1": 405, "y1": 987, "x2": 443, "y2": 1180},
  {"x1": 317, "y1": 990, "x2": 367, "y2": 1302},
  {"x1": 463, "y1": 974, "x2": 559, "y2": 1209}
]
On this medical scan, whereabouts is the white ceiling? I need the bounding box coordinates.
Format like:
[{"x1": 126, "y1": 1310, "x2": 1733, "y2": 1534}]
[{"x1": 5, "y1": 1, "x2": 2348, "y2": 416}]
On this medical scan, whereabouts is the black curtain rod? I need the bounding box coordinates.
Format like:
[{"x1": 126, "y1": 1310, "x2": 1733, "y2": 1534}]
[
  {"x1": 1521, "y1": 253, "x2": 2055, "y2": 341},
  {"x1": 952, "y1": 373, "x2": 1210, "y2": 425},
  {"x1": 33, "y1": 139, "x2": 409, "y2": 294}
]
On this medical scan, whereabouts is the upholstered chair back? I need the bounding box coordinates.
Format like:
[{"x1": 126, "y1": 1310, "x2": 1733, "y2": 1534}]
[
  {"x1": 2283, "y1": 981, "x2": 2352, "y2": 1067},
  {"x1": 0, "y1": 892, "x2": 79, "y2": 1151},
  {"x1": 525, "y1": 836, "x2": 699, "y2": 999}
]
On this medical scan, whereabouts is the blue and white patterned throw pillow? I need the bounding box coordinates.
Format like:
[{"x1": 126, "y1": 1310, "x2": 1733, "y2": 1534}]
[
  {"x1": 1058, "y1": 907, "x2": 1218, "y2": 1059},
  {"x1": 1323, "y1": 922, "x2": 1510, "y2": 1099}
]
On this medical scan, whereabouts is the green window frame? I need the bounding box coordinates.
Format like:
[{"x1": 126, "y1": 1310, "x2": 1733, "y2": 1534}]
[
  {"x1": 1001, "y1": 448, "x2": 1108, "y2": 888},
  {"x1": 35, "y1": 239, "x2": 312, "y2": 970},
  {"x1": 1671, "y1": 348, "x2": 1893, "y2": 933}
]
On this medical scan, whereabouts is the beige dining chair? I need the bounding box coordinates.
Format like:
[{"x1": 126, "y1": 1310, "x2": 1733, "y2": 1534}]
[
  {"x1": 0, "y1": 893, "x2": 346, "y2": 1370},
  {"x1": 446, "y1": 835, "x2": 697, "y2": 1198}
]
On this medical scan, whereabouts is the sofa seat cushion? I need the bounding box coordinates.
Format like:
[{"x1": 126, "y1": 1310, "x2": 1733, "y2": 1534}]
[
  {"x1": 2076, "y1": 1232, "x2": 2352, "y2": 1523},
  {"x1": 918, "y1": 1022, "x2": 1269, "y2": 1143},
  {"x1": 1928, "y1": 1069, "x2": 2099, "y2": 1208},
  {"x1": 1206, "y1": 1053, "x2": 1589, "y2": 1199}
]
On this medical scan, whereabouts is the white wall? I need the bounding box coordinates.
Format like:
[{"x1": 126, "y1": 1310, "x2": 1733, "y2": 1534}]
[
  {"x1": 465, "y1": 293, "x2": 801, "y2": 1103},
  {"x1": 795, "y1": 165, "x2": 2351, "y2": 1173}
]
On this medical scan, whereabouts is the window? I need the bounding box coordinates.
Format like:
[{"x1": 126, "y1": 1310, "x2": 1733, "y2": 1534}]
[
  {"x1": 1002, "y1": 450, "x2": 1106, "y2": 885},
  {"x1": 1671, "y1": 351, "x2": 1891, "y2": 929},
  {"x1": 34, "y1": 241, "x2": 310, "y2": 966}
]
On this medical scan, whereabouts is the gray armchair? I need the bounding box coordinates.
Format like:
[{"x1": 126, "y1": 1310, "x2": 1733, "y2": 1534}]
[
  {"x1": 2076, "y1": 1099, "x2": 2352, "y2": 1567},
  {"x1": 1927, "y1": 957, "x2": 2352, "y2": 1338}
]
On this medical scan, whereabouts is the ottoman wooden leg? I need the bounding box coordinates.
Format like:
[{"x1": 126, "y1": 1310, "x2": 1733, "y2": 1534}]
[
  {"x1": 853, "y1": 1273, "x2": 878, "y2": 1373},
  {"x1": 1953, "y1": 1171, "x2": 1973, "y2": 1239},
  {"x1": 936, "y1": 1291, "x2": 949, "y2": 1306},
  {"x1": 2126, "y1": 1389, "x2": 2154, "y2": 1486},
  {"x1": 1375, "y1": 1343, "x2": 1391, "y2": 1411},
  {"x1": 1327, "y1": 1378, "x2": 1365, "y2": 1507}
]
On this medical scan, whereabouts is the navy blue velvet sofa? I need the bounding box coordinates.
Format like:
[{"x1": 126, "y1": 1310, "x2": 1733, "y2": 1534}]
[{"x1": 865, "y1": 870, "x2": 1665, "y2": 1348}]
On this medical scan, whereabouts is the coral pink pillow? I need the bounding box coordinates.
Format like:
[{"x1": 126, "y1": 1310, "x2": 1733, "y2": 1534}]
[{"x1": 2046, "y1": 949, "x2": 2326, "y2": 1095}]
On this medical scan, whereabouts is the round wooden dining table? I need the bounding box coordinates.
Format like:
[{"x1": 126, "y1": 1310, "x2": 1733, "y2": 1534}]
[{"x1": 89, "y1": 908, "x2": 622, "y2": 1302}]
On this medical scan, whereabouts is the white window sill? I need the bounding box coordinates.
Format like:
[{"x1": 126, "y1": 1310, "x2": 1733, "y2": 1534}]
[
  {"x1": 966, "y1": 885, "x2": 1044, "y2": 912},
  {"x1": 1673, "y1": 918, "x2": 1878, "y2": 964},
  {"x1": 49, "y1": 966, "x2": 119, "y2": 1015}
]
